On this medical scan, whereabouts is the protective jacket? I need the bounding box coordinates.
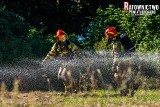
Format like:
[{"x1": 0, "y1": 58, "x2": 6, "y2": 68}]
[
  {"x1": 44, "y1": 40, "x2": 79, "y2": 60},
  {"x1": 106, "y1": 33, "x2": 135, "y2": 53}
]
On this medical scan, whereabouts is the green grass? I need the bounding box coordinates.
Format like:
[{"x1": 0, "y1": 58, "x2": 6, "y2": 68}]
[
  {"x1": 1, "y1": 89, "x2": 159, "y2": 107},
  {"x1": 57, "y1": 90, "x2": 160, "y2": 107}
]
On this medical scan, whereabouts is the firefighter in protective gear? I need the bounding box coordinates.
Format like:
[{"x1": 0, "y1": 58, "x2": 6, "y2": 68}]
[
  {"x1": 43, "y1": 30, "x2": 82, "y2": 94},
  {"x1": 105, "y1": 27, "x2": 135, "y2": 53},
  {"x1": 105, "y1": 27, "x2": 135, "y2": 76},
  {"x1": 43, "y1": 30, "x2": 80, "y2": 61},
  {"x1": 105, "y1": 27, "x2": 137, "y2": 96}
]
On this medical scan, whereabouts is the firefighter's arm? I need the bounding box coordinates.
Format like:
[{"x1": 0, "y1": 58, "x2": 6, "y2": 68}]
[
  {"x1": 70, "y1": 43, "x2": 87, "y2": 57},
  {"x1": 43, "y1": 43, "x2": 57, "y2": 61},
  {"x1": 70, "y1": 43, "x2": 81, "y2": 53}
]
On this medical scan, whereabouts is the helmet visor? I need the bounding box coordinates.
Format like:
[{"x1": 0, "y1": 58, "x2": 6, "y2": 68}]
[
  {"x1": 105, "y1": 32, "x2": 115, "y2": 38},
  {"x1": 58, "y1": 35, "x2": 66, "y2": 42}
]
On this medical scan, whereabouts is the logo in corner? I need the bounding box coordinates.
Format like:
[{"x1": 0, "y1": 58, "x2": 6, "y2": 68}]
[{"x1": 124, "y1": 2, "x2": 159, "y2": 16}]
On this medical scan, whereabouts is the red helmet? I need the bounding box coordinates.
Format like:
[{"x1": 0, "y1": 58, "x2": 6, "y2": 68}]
[
  {"x1": 56, "y1": 30, "x2": 66, "y2": 38},
  {"x1": 105, "y1": 27, "x2": 118, "y2": 39}
]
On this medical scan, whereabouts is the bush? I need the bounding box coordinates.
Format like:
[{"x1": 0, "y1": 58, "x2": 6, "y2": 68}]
[
  {"x1": 0, "y1": 9, "x2": 30, "y2": 62},
  {"x1": 83, "y1": 5, "x2": 160, "y2": 52},
  {"x1": 0, "y1": 9, "x2": 28, "y2": 39},
  {"x1": 0, "y1": 8, "x2": 54, "y2": 62}
]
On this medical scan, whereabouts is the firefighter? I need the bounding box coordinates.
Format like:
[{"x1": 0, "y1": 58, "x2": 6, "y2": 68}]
[
  {"x1": 105, "y1": 27, "x2": 135, "y2": 53},
  {"x1": 104, "y1": 27, "x2": 138, "y2": 96},
  {"x1": 104, "y1": 27, "x2": 135, "y2": 76},
  {"x1": 43, "y1": 30, "x2": 81, "y2": 94},
  {"x1": 43, "y1": 29, "x2": 80, "y2": 61},
  {"x1": 105, "y1": 27, "x2": 135, "y2": 76}
]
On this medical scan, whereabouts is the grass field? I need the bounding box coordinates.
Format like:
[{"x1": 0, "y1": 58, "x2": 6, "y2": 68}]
[{"x1": 0, "y1": 88, "x2": 160, "y2": 107}]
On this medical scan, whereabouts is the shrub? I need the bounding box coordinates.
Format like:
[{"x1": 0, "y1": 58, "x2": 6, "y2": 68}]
[{"x1": 83, "y1": 5, "x2": 160, "y2": 52}]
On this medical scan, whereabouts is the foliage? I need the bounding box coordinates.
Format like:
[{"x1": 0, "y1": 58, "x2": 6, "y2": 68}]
[
  {"x1": 83, "y1": 6, "x2": 160, "y2": 52},
  {"x1": 0, "y1": 2, "x2": 160, "y2": 62},
  {"x1": 2, "y1": 0, "x2": 102, "y2": 34},
  {"x1": 135, "y1": 15, "x2": 160, "y2": 52},
  {"x1": 0, "y1": 8, "x2": 54, "y2": 62},
  {"x1": 0, "y1": 9, "x2": 31, "y2": 62},
  {"x1": 26, "y1": 26, "x2": 55, "y2": 58},
  {"x1": 0, "y1": 9, "x2": 28, "y2": 39}
]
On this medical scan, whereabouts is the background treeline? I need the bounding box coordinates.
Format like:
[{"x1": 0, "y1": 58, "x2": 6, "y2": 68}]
[{"x1": 0, "y1": 0, "x2": 160, "y2": 62}]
